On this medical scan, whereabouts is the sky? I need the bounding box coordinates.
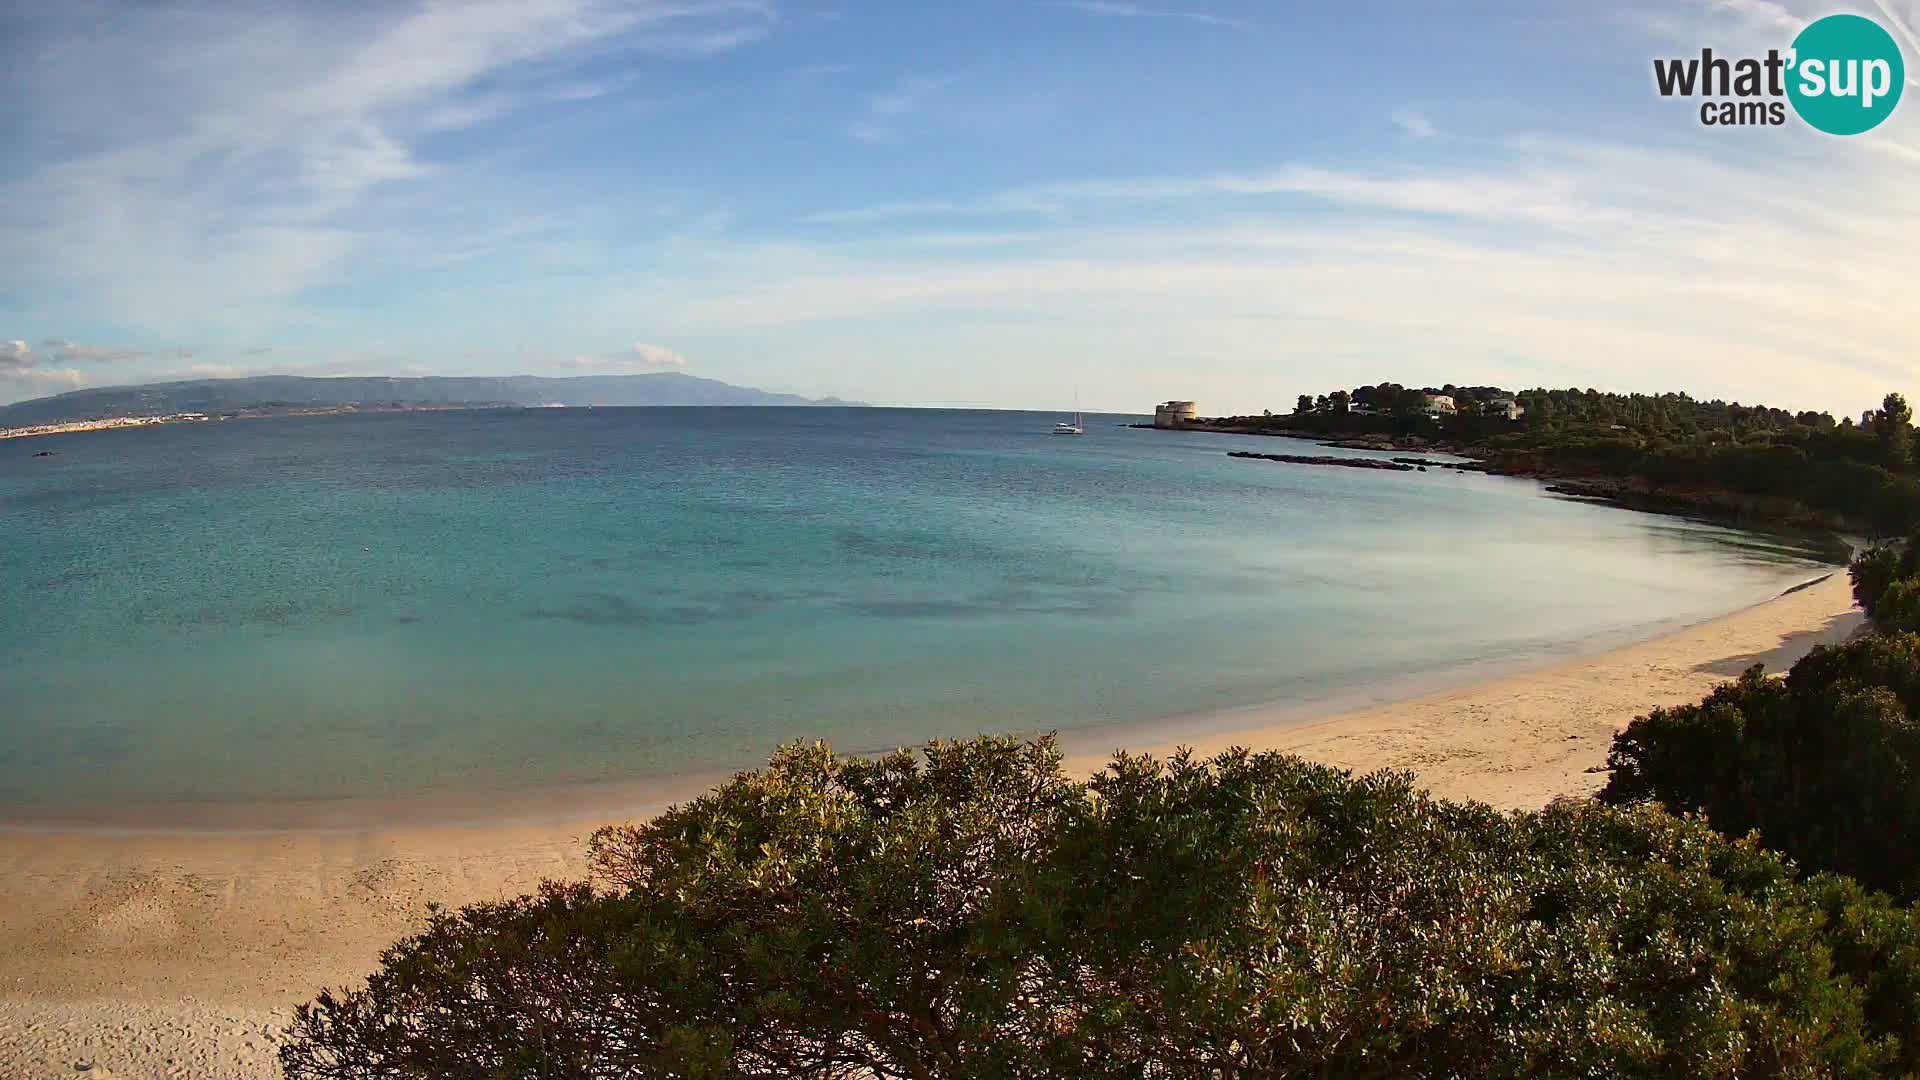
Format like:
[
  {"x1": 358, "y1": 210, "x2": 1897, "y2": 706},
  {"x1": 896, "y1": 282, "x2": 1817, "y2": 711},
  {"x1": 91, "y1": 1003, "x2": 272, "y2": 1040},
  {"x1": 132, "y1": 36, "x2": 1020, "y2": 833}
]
[{"x1": 0, "y1": 0, "x2": 1915, "y2": 415}]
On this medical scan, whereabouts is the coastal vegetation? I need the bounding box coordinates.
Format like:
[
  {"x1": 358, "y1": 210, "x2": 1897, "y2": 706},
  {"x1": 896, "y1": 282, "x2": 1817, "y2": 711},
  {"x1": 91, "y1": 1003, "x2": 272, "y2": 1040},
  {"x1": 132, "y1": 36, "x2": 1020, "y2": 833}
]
[
  {"x1": 284, "y1": 736, "x2": 1920, "y2": 1078},
  {"x1": 1223, "y1": 385, "x2": 1920, "y2": 534},
  {"x1": 1853, "y1": 539, "x2": 1920, "y2": 633},
  {"x1": 1601, "y1": 539, "x2": 1920, "y2": 904},
  {"x1": 1601, "y1": 633, "x2": 1920, "y2": 900}
]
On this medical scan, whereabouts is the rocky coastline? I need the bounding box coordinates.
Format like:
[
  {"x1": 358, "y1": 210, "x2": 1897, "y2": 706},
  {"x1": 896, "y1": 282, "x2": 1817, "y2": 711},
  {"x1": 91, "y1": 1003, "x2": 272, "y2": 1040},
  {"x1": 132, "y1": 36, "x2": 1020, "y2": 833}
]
[
  {"x1": 1184, "y1": 421, "x2": 1853, "y2": 551},
  {"x1": 1226, "y1": 450, "x2": 1418, "y2": 471}
]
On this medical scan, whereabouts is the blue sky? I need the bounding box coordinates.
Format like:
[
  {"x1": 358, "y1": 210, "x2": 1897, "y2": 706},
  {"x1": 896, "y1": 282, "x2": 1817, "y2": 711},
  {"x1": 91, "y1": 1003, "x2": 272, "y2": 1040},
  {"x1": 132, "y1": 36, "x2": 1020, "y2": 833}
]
[{"x1": 1, "y1": 0, "x2": 1915, "y2": 413}]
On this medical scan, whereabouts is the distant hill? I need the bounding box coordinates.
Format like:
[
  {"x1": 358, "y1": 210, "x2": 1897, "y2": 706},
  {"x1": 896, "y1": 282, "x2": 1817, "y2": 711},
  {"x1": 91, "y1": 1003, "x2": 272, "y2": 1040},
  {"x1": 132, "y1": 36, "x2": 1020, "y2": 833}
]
[{"x1": 0, "y1": 373, "x2": 857, "y2": 427}]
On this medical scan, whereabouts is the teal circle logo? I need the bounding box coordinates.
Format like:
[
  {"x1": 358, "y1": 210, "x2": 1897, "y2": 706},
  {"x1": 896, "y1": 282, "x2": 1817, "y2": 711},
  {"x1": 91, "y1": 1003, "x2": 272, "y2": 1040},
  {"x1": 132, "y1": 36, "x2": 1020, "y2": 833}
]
[{"x1": 1787, "y1": 13, "x2": 1905, "y2": 134}]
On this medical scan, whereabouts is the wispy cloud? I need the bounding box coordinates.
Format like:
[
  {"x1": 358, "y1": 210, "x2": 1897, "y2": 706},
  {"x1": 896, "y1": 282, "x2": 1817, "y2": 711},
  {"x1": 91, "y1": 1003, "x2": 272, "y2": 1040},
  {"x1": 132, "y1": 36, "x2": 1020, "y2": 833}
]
[
  {"x1": 806, "y1": 158, "x2": 1605, "y2": 229},
  {"x1": 42, "y1": 339, "x2": 148, "y2": 362},
  {"x1": 0, "y1": 1, "x2": 775, "y2": 335},
  {"x1": 664, "y1": 116, "x2": 1919, "y2": 413},
  {"x1": 849, "y1": 76, "x2": 948, "y2": 142},
  {"x1": 1704, "y1": 0, "x2": 1803, "y2": 34},
  {"x1": 1390, "y1": 108, "x2": 1436, "y2": 137},
  {"x1": 2, "y1": 0, "x2": 1914, "y2": 416},
  {"x1": 419, "y1": 75, "x2": 639, "y2": 132},
  {"x1": 1054, "y1": 1, "x2": 1242, "y2": 28}
]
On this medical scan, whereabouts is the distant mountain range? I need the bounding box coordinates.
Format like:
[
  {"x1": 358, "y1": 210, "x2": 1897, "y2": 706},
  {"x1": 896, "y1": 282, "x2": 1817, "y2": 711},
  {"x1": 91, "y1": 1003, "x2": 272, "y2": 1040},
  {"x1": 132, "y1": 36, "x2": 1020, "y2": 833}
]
[{"x1": 0, "y1": 373, "x2": 857, "y2": 427}]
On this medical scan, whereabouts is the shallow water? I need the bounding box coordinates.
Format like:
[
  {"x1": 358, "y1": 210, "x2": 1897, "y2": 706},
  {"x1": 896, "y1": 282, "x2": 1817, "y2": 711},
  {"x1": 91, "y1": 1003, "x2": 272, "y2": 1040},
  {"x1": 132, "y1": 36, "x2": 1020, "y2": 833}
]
[{"x1": 0, "y1": 407, "x2": 1834, "y2": 814}]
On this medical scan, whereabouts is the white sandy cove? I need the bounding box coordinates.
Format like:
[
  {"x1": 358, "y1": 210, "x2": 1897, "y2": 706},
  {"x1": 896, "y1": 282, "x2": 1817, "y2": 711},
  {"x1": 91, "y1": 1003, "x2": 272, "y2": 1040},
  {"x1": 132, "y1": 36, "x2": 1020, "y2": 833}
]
[{"x1": 0, "y1": 573, "x2": 1865, "y2": 1079}]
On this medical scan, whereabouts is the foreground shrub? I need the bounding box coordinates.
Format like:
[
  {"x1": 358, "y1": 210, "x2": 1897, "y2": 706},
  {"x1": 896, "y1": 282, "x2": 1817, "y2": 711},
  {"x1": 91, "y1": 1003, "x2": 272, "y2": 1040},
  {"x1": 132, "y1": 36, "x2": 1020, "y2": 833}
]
[
  {"x1": 1603, "y1": 634, "x2": 1920, "y2": 902},
  {"x1": 284, "y1": 737, "x2": 1920, "y2": 1079}
]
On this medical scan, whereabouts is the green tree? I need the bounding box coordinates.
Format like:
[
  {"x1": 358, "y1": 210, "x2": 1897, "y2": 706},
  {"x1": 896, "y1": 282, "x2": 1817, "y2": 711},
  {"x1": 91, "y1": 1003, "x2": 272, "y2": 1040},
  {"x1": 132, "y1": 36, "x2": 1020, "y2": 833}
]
[
  {"x1": 1603, "y1": 632, "x2": 1920, "y2": 900},
  {"x1": 1875, "y1": 578, "x2": 1920, "y2": 634},
  {"x1": 1877, "y1": 392, "x2": 1913, "y2": 470},
  {"x1": 1294, "y1": 394, "x2": 1313, "y2": 415},
  {"x1": 285, "y1": 737, "x2": 1920, "y2": 1079},
  {"x1": 1852, "y1": 543, "x2": 1905, "y2": 615}
]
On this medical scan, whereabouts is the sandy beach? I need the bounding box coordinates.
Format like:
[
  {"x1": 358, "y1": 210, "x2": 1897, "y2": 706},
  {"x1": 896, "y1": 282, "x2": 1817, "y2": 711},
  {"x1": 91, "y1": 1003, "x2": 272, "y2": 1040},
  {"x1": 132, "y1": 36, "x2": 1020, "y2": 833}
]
[{"x1": 0, "y1": 572, "x2": 1864, "y2": 1079}]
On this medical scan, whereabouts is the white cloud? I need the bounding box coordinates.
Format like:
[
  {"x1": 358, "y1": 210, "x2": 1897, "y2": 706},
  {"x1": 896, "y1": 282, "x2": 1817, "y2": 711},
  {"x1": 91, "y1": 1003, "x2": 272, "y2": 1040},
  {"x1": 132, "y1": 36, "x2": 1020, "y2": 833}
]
[
  {"x1": 185, "y1": 363, "x2": 248, "y2": 379},
  {"x1": 1054, "y1": 1, "x2": 1242, "y2": 28},
  {"x1": 0, "y1": 343, "x2": 95, "y2": 400},
  {"x1": 0, "y1": 365, "x2": 88, "y2": 400},
  {"x1": 560, "y1": 342, "x2": 690, "y2": 371},
  {"x1": 631, "y1": 342, "x2": 689, "y2": 368}
]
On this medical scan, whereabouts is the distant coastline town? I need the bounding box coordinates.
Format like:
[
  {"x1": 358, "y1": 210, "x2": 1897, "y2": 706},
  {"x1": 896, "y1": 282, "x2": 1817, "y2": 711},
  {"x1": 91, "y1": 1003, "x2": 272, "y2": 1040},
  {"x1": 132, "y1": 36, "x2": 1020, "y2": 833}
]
[
  {"x1": 0, "y1": 413, "x2": 210, "y2": 440},
  {"x1": 0, "y1": 404, "x2": 475, "y2": 442}
]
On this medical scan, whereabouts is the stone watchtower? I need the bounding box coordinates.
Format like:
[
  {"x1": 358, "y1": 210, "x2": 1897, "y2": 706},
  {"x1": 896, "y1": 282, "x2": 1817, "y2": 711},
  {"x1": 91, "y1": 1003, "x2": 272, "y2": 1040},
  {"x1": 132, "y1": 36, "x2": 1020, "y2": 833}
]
[{"x1": 1154, "y1": 401, "x2": 1197, "y2": 429}]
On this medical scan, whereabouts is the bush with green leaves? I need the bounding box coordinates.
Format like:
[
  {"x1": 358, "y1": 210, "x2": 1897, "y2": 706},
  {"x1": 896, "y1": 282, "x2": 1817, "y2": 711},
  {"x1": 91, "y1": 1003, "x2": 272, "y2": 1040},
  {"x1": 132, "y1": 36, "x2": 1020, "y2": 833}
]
[
  {"x1": 1603, "y1": 633, "x2": 1920, "y2": 902},
  {"x1": 283, "y1": 736, "x2": 1920, "y2": 1079},
  {"x1": 1876, "y1": 579, "x2": 1920, "y2": 634},
  {"x1": 1852, "y1": 540, "x2": 1920, "y2": 626},
  {"x1": 1854, "y1": 543, "x2": 1906, "y2": 616}
]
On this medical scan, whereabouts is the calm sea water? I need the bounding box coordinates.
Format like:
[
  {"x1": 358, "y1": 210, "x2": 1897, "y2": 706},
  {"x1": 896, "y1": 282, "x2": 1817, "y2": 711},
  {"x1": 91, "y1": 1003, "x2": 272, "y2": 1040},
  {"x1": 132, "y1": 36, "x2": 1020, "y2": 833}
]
[{"x1": 0, "y1": 407, "x2": 1834, "y2": 818}]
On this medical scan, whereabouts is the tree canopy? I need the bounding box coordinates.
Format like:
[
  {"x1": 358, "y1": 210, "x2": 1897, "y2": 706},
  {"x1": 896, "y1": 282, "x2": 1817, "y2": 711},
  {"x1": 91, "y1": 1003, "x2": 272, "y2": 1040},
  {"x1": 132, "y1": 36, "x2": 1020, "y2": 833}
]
[
  {"x1": 1603, "y1": 541, "x2": 1920, "y2": 905},
  {"x1": 285, "y1": 736, "x2": 1920, "y2": 1079},
  {"x1": 1229, "y1": 384, "x2": 1920, "y2": 534},
  {"x1": 1602, "y1": 635, "x2": 1920, "y2": 901}
]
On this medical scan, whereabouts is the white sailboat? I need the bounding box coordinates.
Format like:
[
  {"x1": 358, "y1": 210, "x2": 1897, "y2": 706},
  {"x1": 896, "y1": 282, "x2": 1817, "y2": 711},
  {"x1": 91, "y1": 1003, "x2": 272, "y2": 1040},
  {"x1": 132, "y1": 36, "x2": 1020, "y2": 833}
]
[{"x1": 1052, "y1": 391, "x2": 1085, "y2": 436}]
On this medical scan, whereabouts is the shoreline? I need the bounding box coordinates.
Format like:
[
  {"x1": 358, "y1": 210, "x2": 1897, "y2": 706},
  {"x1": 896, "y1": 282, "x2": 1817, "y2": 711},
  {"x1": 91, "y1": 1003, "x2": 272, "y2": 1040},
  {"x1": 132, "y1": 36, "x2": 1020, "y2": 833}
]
[
  {"x1": 1152, "y1": 421, "x2": 1864, "y2": 544},
  {"x1": 1066, "y1": 570, "x2": 1860, "y2": 809},
  {"x1": 0, "y1": 414, "x2": 213, "y2": 441},
  {"x1": 0, "y1": 572, "x2": 1837, "y2": 835},
  {"x1": 0, "y1": 404, "x2": 510, "y2": 443},
  {"x1": 0, "y1": 573, "x2": 1866, "y2": 1078}
]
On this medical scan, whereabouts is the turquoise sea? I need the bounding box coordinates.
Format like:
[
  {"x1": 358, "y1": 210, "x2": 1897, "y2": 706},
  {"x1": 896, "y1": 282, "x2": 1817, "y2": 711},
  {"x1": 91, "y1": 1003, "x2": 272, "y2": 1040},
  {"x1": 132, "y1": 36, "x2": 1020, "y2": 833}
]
[{"x1": 0, "y1": 408, "x2": 1835, "y2": 822}]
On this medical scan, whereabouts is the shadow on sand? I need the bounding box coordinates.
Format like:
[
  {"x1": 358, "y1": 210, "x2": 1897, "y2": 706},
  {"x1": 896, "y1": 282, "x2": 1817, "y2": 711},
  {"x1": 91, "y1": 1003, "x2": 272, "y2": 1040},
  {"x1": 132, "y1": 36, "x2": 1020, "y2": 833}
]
[{"x1": 1691, "y1": 606, "x2": 1867, "y2": 678}]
